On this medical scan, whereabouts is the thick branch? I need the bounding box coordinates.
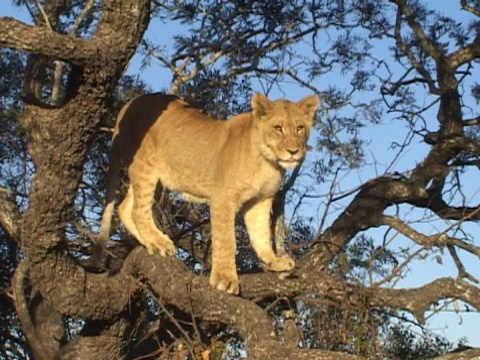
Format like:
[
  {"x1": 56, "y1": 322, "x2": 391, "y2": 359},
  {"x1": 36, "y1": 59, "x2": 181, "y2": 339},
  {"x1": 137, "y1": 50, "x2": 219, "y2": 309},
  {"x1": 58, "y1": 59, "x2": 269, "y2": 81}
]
[
  {"x1": 20, "y1": 0, "x2": 151, "y2": 261},
  {"x1": 463, "y1": 116, "x2": 480, "y2": 126},
  {"x1": 35, "y1": 248, "x2": 364, "y2": 359},
  {"x1": 463, "y1": 137, "x2": 480, "y2": 156},
  {"x1": 304, "y1": 175, "x2": 427, "y2": 266},
  {"x1": 371, "y1": 278, "x2": 480, "y2": 323},
  {"x1": 250, "y1": 342, "x2": 362, "y2": 360},
  {"x1": 435, "y1": 349, "x2": 480, "y2": 360},
  {"x1": 409, "y1": 197, "x2": 480, "y2": 221},
  {"x1": 24, "y1": 206, "x2": 479, "y2": 356},
  {"x1": 239, "y1": 268, "x2": 480, "y2": 326},
  {"x1": 0, "y1": 17, "x2": 92, "y2": 65},
  {"x1": 123, "y1": 249, "x2": 364, "y2": 360},
  {"x1": 448, "y1": 31, "x2": 480, "y2": 68}
]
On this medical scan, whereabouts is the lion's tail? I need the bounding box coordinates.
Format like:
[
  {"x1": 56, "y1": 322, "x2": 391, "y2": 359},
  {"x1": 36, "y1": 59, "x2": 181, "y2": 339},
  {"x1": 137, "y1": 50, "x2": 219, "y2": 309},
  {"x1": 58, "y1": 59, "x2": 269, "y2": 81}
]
[{"x1": 95, "y1": 136, "x2": 121, "y2": 259}]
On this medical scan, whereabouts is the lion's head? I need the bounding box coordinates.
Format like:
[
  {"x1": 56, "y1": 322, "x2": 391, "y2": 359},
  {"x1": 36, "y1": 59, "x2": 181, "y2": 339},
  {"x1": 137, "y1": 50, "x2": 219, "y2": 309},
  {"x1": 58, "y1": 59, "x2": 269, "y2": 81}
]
[{"x1": 251, "y1": 94, "x2": 319, "y2": 169}]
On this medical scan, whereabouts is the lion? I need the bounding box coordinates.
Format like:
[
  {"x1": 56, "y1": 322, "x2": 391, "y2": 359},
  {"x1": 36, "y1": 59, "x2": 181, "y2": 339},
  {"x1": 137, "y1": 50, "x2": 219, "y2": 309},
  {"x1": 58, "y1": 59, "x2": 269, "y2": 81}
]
[{"x1": 98, "y1": 92, "x2": 319, "y2": 294}]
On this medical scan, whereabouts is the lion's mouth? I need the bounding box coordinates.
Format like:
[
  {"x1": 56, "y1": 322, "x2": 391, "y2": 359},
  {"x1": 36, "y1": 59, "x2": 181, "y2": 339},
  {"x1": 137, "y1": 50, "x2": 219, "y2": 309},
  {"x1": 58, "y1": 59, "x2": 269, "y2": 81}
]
[{"x1": 278, "y1": 158, "x2": 301, "y2": 169}]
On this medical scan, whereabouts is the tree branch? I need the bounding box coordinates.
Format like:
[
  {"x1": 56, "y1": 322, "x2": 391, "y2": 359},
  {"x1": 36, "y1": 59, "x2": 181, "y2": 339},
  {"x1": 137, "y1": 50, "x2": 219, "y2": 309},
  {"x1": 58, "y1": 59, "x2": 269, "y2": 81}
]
[
  {"x1": 0, "y1": 17, "x2": 92, "y2": 65},
  {"x1": 391, "y1": 2, "x2": 440, "y2": 94},
  {"x1": 463, "y1": 116, "x2": 480, "y2": 126},
  {"x1": 390, "y1": 0, "x2": 444, "y2": 61},
  {"x1": 0, "y1": 187, "x2": 21, "y2": 241},
  {"x1": 371, "y1": 278, "x2": 480, "y2": 324},
  {"x1": 303, "y1": 175, "x2": 424, "y2": 267},
  {"x1": 448, "y1": 31, "x2": 480, "y2": 68},
  {"x1": 379, "y1": 215, "x2": 480, "y2": 257},
  {"x1": 13, "y1": 261, "x2": 49, "y2": 360},
  {"x1": 434, "y1": 348, "x2": 480, "y2": 360},
  {"x1": 34, "y1": 247, "x2": 366, "y2": 358},
  {"x1": 461, "y1": 0, "x2": 480, "y2": 16}
]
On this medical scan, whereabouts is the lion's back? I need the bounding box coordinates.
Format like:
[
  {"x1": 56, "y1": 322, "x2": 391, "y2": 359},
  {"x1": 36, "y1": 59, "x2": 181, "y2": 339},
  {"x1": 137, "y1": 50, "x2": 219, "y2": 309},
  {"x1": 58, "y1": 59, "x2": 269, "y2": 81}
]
[{"x1": 112, "y1": 93, "x2": 220, "y2": 168}]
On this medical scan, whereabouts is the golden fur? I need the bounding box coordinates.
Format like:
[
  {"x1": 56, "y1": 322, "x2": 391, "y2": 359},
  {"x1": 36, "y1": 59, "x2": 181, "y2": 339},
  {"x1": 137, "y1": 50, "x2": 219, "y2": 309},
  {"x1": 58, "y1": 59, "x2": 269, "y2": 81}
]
[{"x1": 99, "y1": 93, "x2": 319, "y2": 294}]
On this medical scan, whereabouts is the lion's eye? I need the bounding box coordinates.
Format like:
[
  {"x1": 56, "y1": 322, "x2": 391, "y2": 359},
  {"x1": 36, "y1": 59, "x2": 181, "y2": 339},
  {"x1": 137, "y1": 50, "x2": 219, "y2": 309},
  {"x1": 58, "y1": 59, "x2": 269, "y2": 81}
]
[
  {"x1": 297, "y1": 125, "x2": 304, "y2": 133},
  {"x1": 273, "y1": 125, "x2": 283, "y2": 133}
]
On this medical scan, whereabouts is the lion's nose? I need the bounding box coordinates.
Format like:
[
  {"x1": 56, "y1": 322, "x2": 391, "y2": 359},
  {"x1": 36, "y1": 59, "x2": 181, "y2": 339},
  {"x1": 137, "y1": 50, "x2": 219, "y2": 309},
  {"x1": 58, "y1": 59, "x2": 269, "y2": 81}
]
[{"x1": 286, "y1": 148, "x2": 299, "y2": 155}]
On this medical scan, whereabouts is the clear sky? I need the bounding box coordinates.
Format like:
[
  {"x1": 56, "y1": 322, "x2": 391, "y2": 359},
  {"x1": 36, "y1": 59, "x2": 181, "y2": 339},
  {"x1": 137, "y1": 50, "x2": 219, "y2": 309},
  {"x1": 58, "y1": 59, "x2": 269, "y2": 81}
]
[{"x1": 2, "y1": 0, "x2": 479, "y2": 349}]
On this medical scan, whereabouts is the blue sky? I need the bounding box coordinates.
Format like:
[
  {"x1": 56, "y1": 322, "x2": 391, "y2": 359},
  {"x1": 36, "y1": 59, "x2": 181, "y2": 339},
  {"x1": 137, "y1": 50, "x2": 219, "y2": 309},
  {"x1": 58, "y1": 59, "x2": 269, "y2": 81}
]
[{"x1": 2, "y1": 0, "x2": 480, "y2": 349}]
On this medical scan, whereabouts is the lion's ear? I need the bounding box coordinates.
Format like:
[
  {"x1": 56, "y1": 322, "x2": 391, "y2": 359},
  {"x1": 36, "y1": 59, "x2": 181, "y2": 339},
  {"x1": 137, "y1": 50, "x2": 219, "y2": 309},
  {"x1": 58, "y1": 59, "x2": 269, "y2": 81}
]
[
  {"x1": 251, "y1": 93, "x2": 273, "y2": 118},
  {"x1": 298, "y1": 95, "x2": 320, "y2": 125}
]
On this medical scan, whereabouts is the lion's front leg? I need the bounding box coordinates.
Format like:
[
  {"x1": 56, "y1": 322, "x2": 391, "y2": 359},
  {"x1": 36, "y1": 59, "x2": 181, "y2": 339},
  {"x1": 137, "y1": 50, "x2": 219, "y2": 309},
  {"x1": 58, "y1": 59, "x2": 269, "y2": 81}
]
[
  {"x1": 209, "y1": 201, "x2": 239, "y2": 295},
  {"x1": 244, "y1": 197, "x2": 295, "y2": 272}
]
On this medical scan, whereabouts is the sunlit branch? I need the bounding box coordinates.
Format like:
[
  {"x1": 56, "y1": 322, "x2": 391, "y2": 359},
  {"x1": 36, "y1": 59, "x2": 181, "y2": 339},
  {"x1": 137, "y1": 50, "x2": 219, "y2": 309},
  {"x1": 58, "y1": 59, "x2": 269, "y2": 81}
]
[
  {"x1": 0, "y1": 18, "x2": 91, "y2": 65},
  {"x1": 0, "y1": 187, "x2": 21, "y2": 241},
  {"x1": 240, "y1": 260, "x2": 480, "y2": 325},
  {"x1": 448, "y1": 32, "x2": 480, "y2": 68},
  {"x1": 463, "y1": 116, "x2": 480, "y2": 126},
  {"x1": 34, "y1": 0, "x2": 53, "y2": 30},
  {"x1": 379, "y1": 215, "x2": 480, "y2": 258},
  {"x1": 460, "y1": 0, "x2": 480, "y2": 17}
]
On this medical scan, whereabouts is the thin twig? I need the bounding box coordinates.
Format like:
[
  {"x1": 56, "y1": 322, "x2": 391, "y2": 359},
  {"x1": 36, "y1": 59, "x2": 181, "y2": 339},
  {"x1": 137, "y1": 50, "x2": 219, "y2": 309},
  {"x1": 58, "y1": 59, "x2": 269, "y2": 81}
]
[
  {"x1": 157, "y1": 298, "x2": 196, "y2": 360},
  {"x1": 35, "y1": 0, "x2": 53, "y2": 30}
]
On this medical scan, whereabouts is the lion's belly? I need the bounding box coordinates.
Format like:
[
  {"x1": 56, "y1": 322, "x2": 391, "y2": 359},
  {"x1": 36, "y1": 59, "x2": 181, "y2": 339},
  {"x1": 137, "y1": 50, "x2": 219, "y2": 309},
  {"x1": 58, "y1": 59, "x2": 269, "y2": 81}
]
[
  {"x1": 155, "y1": 150, "x2": 283, "y2": 208},
  {"x1": 157, "y1": 162, "x2": 214, "y2": 204}
]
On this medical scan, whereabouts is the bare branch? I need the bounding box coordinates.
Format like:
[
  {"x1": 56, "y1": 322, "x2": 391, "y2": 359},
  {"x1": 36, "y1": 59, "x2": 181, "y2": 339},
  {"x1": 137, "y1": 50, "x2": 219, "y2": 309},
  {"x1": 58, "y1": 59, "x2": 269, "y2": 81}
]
[
  {"x1": 34, "y1": 0, "x2": 53, "y2": 30},
  {"x1": 448, "y1": 32, "x2": 480, "y2": 68},
  {"x1": 379, "y1": 215, "x2": 480, "y2": 258},
  {"x1": 461, "y1": 0, "x2": 480, "y2": 17},
  {"x1": 70, "y1": 0, "x2": 96, "y2": 35},
  {"x1": 372, "y1": 278, "x2": 480, "y2": 324},
  {"x1": 390, "y1": 0, "x2": 444, "y2": 61},
  {"x1": 448, "y1": 245, "x2": 479, "y2": 284},
  {"x1": 463, "y1": 116, "x2": 480, "y2": 127},
  {"x1": 391, "y1": 2, "x2": 440, "y2": 94},
  {"x1": 408, "y1": 195, "x2": 480, "y2": 222}
]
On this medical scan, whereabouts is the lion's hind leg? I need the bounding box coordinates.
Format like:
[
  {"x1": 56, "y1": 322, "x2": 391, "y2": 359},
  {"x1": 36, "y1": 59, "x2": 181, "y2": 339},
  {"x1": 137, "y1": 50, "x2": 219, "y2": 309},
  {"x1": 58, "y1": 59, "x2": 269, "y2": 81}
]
[
  {"x1": 118, "y1": 185, "x2": 143, "y2": 242},
  {"x1": 126, "y1": 177, "x2": 177, "y2": 256}
]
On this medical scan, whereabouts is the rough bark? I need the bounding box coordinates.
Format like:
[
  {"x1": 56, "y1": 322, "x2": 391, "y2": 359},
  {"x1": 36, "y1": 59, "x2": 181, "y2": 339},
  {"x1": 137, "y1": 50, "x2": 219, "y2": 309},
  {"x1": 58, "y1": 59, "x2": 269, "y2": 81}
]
[{"x1": 1, "y1": 0, "x2": 151, "y2": 357}]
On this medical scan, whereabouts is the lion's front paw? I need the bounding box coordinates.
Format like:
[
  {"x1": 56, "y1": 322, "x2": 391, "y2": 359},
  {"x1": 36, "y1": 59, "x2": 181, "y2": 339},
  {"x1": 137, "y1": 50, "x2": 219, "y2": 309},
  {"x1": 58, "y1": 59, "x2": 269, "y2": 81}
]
[
  {"x1": 264, "y1": 254, "x2": 295, "y2": 272},
  {"x1": 145, "y1": 239, "x2": 177, "y2": 257},
  {"x1": 209, "y1": 269, "x2": 240, "y2": 295}
]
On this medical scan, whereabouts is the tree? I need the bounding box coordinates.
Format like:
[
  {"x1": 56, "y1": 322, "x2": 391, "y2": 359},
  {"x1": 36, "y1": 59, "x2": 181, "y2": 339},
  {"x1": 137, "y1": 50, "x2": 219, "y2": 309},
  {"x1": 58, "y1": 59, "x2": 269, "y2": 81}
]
[{"x1": 0, "y1": 0, "x2": 479, "y2": 359}]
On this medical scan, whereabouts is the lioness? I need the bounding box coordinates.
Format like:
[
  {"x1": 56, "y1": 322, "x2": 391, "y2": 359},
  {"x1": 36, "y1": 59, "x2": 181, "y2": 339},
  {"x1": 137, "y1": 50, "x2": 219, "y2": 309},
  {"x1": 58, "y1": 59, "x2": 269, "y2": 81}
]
[{"x1": 99, "y1": 93, "x2": 319, "y2": 294}]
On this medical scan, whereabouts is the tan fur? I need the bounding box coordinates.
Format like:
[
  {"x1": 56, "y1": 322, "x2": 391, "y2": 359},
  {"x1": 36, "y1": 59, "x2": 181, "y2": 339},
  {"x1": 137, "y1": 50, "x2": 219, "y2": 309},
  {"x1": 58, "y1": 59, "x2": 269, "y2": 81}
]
[{"x1": 99, "y1": 93, "x2": 319, "y2": 294}]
